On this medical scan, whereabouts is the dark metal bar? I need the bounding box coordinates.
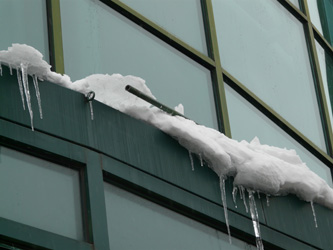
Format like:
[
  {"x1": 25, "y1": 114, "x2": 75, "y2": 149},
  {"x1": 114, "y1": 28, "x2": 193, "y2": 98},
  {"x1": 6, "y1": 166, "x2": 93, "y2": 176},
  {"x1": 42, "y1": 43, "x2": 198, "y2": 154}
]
[{"x1": 125, "y1": 85, "x2": 186, "y2": 118}]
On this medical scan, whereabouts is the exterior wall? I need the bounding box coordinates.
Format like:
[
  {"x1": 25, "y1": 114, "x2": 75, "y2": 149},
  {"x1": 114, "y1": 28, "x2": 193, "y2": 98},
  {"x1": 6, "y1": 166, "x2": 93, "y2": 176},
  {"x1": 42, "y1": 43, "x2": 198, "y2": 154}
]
[{"x1": 0, "y1": 0, "x2": 333, "y2": 249}]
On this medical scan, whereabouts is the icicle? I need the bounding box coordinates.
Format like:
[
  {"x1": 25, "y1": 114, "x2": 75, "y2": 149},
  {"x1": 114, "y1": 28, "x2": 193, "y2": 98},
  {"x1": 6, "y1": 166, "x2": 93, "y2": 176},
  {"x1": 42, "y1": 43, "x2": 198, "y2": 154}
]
[
  {"x1": 33, "y1": 75, "x2": 43, "y2": 119},
  {"x1": 9, "y1": 65, "x2": 13, "y2": 75},
  {"x1": 188, "y1": 151, "x2": 194, "y2": 171},
  {"x1": 199, "y1": 153, "x2": 204, "y2": 166},
  {"x1": 239, "y1": 186, "x2": 248, "y2": 213},
  {"x1": 89, "y1": 101, "x2": 94, "y2": 120},
  {"x1": 0, "y1": 62, "x2": 2, "y2": 76},
  {"x1": 266, "y1": 195, "x2": 270, "y2": 207},
  {"x1": 232, "y1": 186, "x2": 238, "y2": 208},
  {"x1": 219, "y1": 176, "x2": 232, "y2": 244},
  {"x1": 310, "y1": 201, "x2": 318, "y2": 228},
  {"x1": 257, "y1": 191, "x2": 261, "y2": 199},
  {"x1": 248, "y1": 190, "x2": 264, "y2": 250},
  {"x1": 16, "y1": 67, "x2": 26, "y2": 110},
  {"x1": 20, "y1": 63, "x2": 34, "y2": 131}
]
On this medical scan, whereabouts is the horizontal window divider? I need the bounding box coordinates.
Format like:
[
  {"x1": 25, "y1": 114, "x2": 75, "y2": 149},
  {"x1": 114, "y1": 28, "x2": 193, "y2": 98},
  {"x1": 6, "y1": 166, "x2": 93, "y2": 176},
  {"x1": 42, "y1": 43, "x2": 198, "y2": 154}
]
[
  {"x1": 0, "y1": 218, "x2": 93, "y2": 250},
  {"x1": 222, "y1": 69, "x2": 333, "y2": 167},
  {"x1": 99, "y1": 0, "x2": 216, "y2": 70},
  {"x1": 277, "y1": 0, "x2": 308, "y2": 23},
  {"x1": 313, "y1": 26, "x2": 333, "y2": 56}
]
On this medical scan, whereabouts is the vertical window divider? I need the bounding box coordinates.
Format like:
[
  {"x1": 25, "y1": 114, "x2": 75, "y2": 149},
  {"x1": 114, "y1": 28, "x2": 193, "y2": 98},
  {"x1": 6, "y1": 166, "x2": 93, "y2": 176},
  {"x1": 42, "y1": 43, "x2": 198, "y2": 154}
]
[
  {"x1": 302, "y1": 0, "x2": 333, "y2": 157},
  {"x1": 85, "y1": 150, "x2": 110, "y2": 250},
  {"x1": 46, "y1": 0, "x2": 65, "y2": 74},
  {"x1": 201, "y1": 0, "x2": 231, "y2": 137}
]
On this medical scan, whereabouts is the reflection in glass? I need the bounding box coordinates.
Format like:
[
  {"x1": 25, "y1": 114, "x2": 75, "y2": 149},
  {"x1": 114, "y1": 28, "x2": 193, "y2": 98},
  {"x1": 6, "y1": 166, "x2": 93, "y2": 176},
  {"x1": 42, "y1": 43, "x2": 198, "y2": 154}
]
[
  {"x1": 315, "y1": 40, "x2": 333, "y2": 131},
  {"x1": 225, "y1": 85, "x2": 333, "y2": 187},
  {"x1": 212, "y1": 0, "x2": 326, "y2": 151},
  {"x1": 0, "y1": 0, "x2": 49, "y2": 61},
  {"x1": 120, "y1": 0, "x2": 208, "y2": 55},
  {"x1": 104, "y1": 183, "x2": 256, "y2": 250},
  {"x1": 60, "y1": 0, "x2": 217, "y2": 128},
  {"x1": 0, "y1": 146, "x2": 83, "y2": 240}
]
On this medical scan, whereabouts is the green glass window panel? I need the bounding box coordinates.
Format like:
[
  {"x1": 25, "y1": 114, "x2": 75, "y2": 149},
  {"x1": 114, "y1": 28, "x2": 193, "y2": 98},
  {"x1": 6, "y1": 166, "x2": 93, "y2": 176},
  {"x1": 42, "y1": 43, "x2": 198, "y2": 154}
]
[
  {"x1": 0, "y1": 0, "x2": 49, "y2": 62},
  {"x1": 212, "y1": 0, "x2": 326, "y2": 151},
  {"x1": 104, "y1": 183, "x2": 255, "y2": 250},
  {"x1": 118, "y1": 0, "x2": 208, "y2": 55},
  {"x1": 0, "y1": 146, "x2": 83, "y2": 240},
  {"x1": 224, "y1": 85, "x2": 333, "y2": 187},
  {"x1": 60, "y1": 0, "x2": 217, "y2": 128},
  {"x1": 315, "y1": 39, "x2": 333, "y2": 130}
]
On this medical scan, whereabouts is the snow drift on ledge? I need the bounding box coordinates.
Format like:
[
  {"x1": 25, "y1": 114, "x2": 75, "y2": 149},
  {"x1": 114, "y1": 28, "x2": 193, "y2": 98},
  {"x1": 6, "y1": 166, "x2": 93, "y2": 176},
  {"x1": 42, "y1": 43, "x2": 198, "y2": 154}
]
[
  {"x1": 1, "y1": 43, "x2": 332, "y2": 248},
  {"x1": 1, "y1": 43, "x2": 332, "y2": 209}
]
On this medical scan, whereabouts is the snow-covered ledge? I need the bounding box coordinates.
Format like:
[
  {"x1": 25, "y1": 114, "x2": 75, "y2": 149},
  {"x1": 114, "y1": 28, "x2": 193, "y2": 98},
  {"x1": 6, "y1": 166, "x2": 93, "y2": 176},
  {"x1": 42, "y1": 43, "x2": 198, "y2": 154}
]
[{"x1": 1, "y1": 44, "x2": 332, "y2": 249}]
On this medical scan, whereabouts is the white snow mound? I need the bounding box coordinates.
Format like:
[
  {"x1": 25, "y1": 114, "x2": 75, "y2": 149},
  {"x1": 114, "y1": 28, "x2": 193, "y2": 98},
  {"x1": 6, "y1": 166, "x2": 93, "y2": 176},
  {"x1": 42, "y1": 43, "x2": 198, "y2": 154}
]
[{"x1": 1, "y1": 43, "x2": 333, "y2": 210}]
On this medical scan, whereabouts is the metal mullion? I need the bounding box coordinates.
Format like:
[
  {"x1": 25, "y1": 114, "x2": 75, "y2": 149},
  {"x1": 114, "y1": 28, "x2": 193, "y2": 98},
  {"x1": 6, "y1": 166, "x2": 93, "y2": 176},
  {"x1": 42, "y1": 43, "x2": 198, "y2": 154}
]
[
  {"x1": 302, "y1": 0, "x2": 333, "y2": 157},
  {"x1": 223, "y1": 69, "x2": 333, "y2": 167},
  {"x1": 277, "y1": 0, "x2": 308, "y2": 23},
  {"x1": 200, "y1": 0, "x2": 231, "y2": 137},
  {"x1": 99, "y1": 0, "x2": 215, "y2": 70},
  {"x1": 313, "y1": 25, "x2": 333, "y2": 56},
  {"x1": 46, "y1": 0, "x2": 65, "y2": 74},
  {"x1": 85, "y1": 150, "x2": 110, "y2": 250}
]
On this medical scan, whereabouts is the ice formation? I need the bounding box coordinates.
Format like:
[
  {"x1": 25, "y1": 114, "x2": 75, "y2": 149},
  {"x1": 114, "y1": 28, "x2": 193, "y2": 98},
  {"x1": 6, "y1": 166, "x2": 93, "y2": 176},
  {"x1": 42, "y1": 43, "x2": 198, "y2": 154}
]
[
  {"x1": 2, "y1": 44, "x2": 333, "y2": 249},
  {"x1": 0, "y1": 44, "x2": 71, "y2": 130}
]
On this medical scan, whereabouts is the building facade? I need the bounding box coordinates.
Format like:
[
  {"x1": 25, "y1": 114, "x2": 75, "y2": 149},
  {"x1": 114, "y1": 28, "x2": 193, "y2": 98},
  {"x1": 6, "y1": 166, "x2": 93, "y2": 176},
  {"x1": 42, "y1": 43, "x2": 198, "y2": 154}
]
[{"x1": 0, "y1": 0, "x2": 333, "y2": 249}]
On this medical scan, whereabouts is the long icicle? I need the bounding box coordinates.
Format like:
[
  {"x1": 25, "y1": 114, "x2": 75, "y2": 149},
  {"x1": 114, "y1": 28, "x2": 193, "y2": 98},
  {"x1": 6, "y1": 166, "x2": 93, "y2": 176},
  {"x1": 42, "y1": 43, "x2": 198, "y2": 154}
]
[
  {"x1": 16, "y1": 67, "x2": 26, "y2": 110},
  {"x1": 20, "y1": 63, "x2": 34, "y2": 131},
  {"x1": 310, "y1": 201, "x2": 318, "y2": 228},
  {"x1": 33, "y1": 75, "x2": 43, "y2": 119},
  {"x1": 188, "y1": 151, "x2": 194, "y2": 171},
  {"x1": 0, "y1": 62, "x2": 2, "y2": 76},
  {"x1": 239, "y1": 186, "x2": 248, "y2": 213},
  {"x1": 248, "y1": 190, "x2": 264, "y2": 250},
  {"x1": 219, "y1": 175, "x2": 232, "y2": 244}
]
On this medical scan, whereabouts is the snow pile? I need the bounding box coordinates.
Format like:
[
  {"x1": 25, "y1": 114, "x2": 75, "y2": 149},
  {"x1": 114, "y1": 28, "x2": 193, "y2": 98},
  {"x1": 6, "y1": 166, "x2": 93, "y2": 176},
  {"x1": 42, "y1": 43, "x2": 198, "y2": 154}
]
[
  {"x1": 0, "y1": 44, "x2": 71, "y2": 86},
  {"x1": 71, "y1": 74, "x2": 155, "y2": 111},
  {"x1": 125, "y1": 105, "x2": 333, "y2": 208},
  {"x1": 1, "y1": 43, "x2": 332, "y2": 208},
  {"x1": 1, "y1": 43, "x2": 333, "y2": 248}
]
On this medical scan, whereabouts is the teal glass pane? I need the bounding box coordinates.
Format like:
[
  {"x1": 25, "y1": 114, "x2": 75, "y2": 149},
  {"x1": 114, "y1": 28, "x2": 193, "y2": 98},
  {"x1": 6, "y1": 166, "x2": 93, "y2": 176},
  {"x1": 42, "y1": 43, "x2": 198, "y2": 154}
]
[
  {"x1": 224, "y1": 85, "x2": 333, "y2": 187},
  {"x1": 104, "y1": 183, "x2": 256, "y2": 250},
  {"x1": 315, "y1": 40, "x2": 333, "y2": 130},
  {"x1": 212, "y1": 0, "x2": 326, "y2": 151},
  {"x1": 0, "y1": 146, "x2": 83, "y2": 240},
  {"x1": 0, "y1": 0, "x2": 49, "y2": 62},
  {"x1": 60, "y1": 0, "x2": 217, "y2": 128},
  {"x1": 118, "y1": 0, "x2": 208, "y2": 55}
]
